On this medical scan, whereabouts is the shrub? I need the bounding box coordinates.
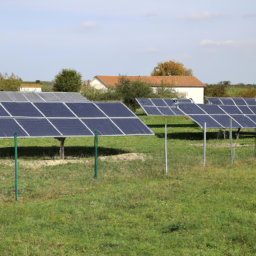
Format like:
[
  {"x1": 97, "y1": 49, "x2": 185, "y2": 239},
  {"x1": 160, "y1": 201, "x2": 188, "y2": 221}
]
[
  {"x1": 204, "y1": 83, "x2": 227, "y2": 97},
  {"x1": 0, "y1": 73, "x2": 22, "y2": 91}
]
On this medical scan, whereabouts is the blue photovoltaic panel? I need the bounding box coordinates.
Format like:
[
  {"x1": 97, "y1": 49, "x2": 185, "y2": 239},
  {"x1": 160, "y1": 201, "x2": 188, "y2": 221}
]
[
  {"x1": 81, "y1": 119, "x2": 123, "y2": 135},
  {"x1": 143, "y1": 107, "x2": 162, "y2": 116},
  {"x1": 230, "y1": 115, "x2": 256, "y2": 128},
  {"x1": 171, "y1": 108, "x2": 184, "y2": 116},
  {"x1": 247, "y1": 115, "x2": 256, "y2": 123},
  {"x1": 16, "y1": 119, "x2": 61, "y2": 136},
  {"x1": 0, "y1": 118, "x2": 28, "y2": 137},
  {"x1": 206, "y1": 98, "x2": 223, "y2": 105},
  {"x1": 198, "y1": 104, "x2": 225, "y2": 114},
  {"x1": 158, "y1": 107, "x2": 175, "y2": 116},
  {"x1": 23, "y1": 93, "x2": 45, "y2": 102},
  {"x1": 34, "y1": 103, "x2": 75, "y2": 117},
  {"x1": 0, "y1": 105, "x2": 10, "y2": 116},
  {"x1": 66, "y1": 103, "x2": 106, "y2": 117},
  {"x1": 219, "y1": 105, "x2": 242, "y2": 114},
  {"x1": 151, "y1": 99, "x2": 167, "y2": 107},
  {"x1": 49, "y1": 119, "x2": 93, "y2": 136},
  {"x1": 179, "y1": 104, "x2": 205, "y2": 114},
  {"x1": 210, "y1": 115, "x2": 241, "y2": 128},
  {"x1": 112, "y1": 118, "x2": 154, "y2": 135},
  {"x1": 136, "y1": 98, "x2": 154, "y2": 106},
  {"x1": 0, "y1": 92, "x2": 13, "y2": 102},
  {"x1": 237, "y1": 106, "x2": 254, "y2": 114},
  {"x1": 247, "y1": 106, "x2": 256, "y2": 114},
  {"x1": 8, "y1": 92, "x2": 28, "y2": 102},
  {"x1": 2, "y1": 102, "x2": 43, "y2": 117},
  {"x1": 189, "y1": 115, "x2": 222, "y2": 128},
  {"x1": 220, "y1": 98, "x2": 235, "y2": 105},
  {"x1": 37, "y1": 93, "x2": 59, "y2": 102},
  {"x1": 232, "y1": 98, "x2": 246, "y2": 105},
  {"x1": 244, "y1": 98, "x2": 256, "y2": 105},
  {"x1": 96, "y1": 102, "x2": 135, "y2": 117},
  {"x1": 163, "y1": 99, "x2": 175, "y2": 106},
  {"x1": 176, "y1": 98, "x2": 192, "y2": 103}
]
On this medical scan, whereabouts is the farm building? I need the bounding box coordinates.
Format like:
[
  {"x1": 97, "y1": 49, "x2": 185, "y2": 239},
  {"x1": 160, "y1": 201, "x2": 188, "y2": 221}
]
[
  {"x1": 19, "y1": 83, "x2": 42, "y2": 92},
  {"x1": 90, "y1": 76, "x2": 205, "y2": 104}
]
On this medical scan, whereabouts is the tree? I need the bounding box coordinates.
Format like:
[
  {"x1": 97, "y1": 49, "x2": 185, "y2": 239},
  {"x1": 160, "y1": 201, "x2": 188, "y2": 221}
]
[
  {"x1": 151, "y1": 60, "x2": 193, "y2": 76},
  {"x1": 53, "y1": 69, "x2": 82, "y2": 92},
  {"x1": 0, "y1": 73, "x2": 22, "y2": 91}
]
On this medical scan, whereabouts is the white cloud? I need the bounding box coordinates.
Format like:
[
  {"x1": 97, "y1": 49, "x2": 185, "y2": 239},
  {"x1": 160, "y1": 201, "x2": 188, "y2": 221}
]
[
  {"x1": 200, "y1": 40, "x2": 235, "y2": 46},
  {"x1": 81, "y1": 21, "x2": 97, "y2": 28},
  {"x1": 179, "y1": 11, "x2": 224, "y2": 21}
]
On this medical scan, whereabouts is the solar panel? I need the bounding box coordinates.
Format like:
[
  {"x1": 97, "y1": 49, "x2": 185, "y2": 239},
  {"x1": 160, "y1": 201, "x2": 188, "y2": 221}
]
[
  {"x1": 54, "y1": 92, "x2": 89, "y2": 102},
  {"x1": 112, "y1": 118, "x2": 154, "y2": 135},
  {"x1": 37, "y1": 93, "x2": 59, "y2": 102},
  {"x1": 244, "y1": 98, "x2": 256, "y2": 105},
  {"x1": 171, "y1": 108, "x2": 184, "y2": 116},
  {"x1": 151, "y1": 99, "x2": 167, "y2": 107},
  {"x1": 0, "y1": 105, "x2": 10, "y2": 116},
  {"x1": 163, "y1": 99, "x2": 175, "y2": 106},
  {"x1": 81, "y1": 119, "x2": 123, "y2": 135},
  {"x1": 246, "y1": 115, "x2": 256, "y2": 123},
  {"x1": 210, "y1": 115, "x2": 241, "y2": 128},
  {"x1": 0, "y1": 118, "x2": 28, "y2": 137},
  {"x1": 95, "y1": 103, "x2": 136, "y2": 117},
  {"x1": 198, "y1": 104, "x2": 225, "y2": 114},
  {"x1": 0, "y1": 92, "x2": 13, "y2": 102},
  {"x1": 158, "y1": 107, "x2": 175, "y2": 116},
  {"x1": 66, "y1": 103, "x2": 106, "y2": 117},
  {"x1": 8, "y1": 92, "x2": 28, "y2": 102},
  {"x1": 143, "y1": 107, "x2": 162, "y2": 116},
  {"x1": 176, "y1": 98, "x2": 192, "y2": 103},
  {"x1": 178, "y1": 104, "x2": 205, "y2": 115},
  {"x1": 189, "y1": 115, "x2": 223, "y2": 128},
  {"x1": 230, "y1": 115, "x2": 256, "y2": 128},
  {"x1": 232, "y1": 98, "x2": 247, "y2": 105},
  {"x1": 136, "y1": 98, "x2": 154, "y2": 106},
  {"x1": 2, "y1": 102, "x2": 43, "y2": 117},
  {"x1": 23, "y1": 92, "x2": 45, "y2": 102},
  {"x1": 206, "y1": 98, "x2": 223, "y2": 105},
  {"x1": 219, "y1": 98, "x2": 235, "y2": 105},
  {"x1": 49, "y1": 119, "x2": 93, "y2": 136},
  {"x1": 219, "y1": 106, "x2": 242, "y2": 114},
  {"x1": 247, "y1": 106, "x2": 256, "y2": 114},
  {"x1": 34, "y1": 103, "x2": 75, "y2": 117},
  {"x1": 237, "y1": 106, "x2": 254, "y2": 114}
]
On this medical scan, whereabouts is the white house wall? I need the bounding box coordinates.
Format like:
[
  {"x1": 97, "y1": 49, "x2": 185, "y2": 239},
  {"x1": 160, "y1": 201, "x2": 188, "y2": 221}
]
[
  {"x1": 90, "y1": 79, "x2": 107, "y2": 90},
  {"x1": 20, "y1": 88, "x2": 42, "y2": 92},
  {"x1": 152, "y1": 87, "x2": 204, "y2": 104}
]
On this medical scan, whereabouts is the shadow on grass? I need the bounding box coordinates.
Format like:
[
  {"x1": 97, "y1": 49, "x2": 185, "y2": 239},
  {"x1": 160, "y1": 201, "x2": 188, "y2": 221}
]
[
  {"x1": 0, "y1": 146, "x2": 129, "y2": 158},
  {"x1": 156, "y1": 132, "x2": 219, "y2": 140},
  {"x1": 148, "y1": 124, "x2": 197, "y2": 128}
]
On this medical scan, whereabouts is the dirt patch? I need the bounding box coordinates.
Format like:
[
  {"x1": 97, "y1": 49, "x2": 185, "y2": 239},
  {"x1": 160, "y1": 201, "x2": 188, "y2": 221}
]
[
  {"x1": 189, "y1": 143, "x2": 251, "y2": 147},
  {"x1": 0, "y1": 153, "x2": 147, "y2": 169}
]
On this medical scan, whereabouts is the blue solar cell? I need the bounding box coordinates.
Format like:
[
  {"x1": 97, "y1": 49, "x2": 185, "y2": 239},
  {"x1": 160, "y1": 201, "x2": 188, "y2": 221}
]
[
  {"x1": 171, "y1": 108, "x2": 184, "y2": 116},
  {"x1": 237, "y1": 106, "x2": 253, "y2": 114},
  {"x1": 210, "y1": 115, "x2": 241, "y2": 128},
  {"x1": 244, "y1": 98, "x2": 256, "y2": 105},
  {"x1": 136, "y1": 98, "x2": 154, "y2": 106},
  {"x1": 219, "y1": 106, "x2": 242, "y2": 114},
  {"x1": 176, "y1": 98, "x2": 192, "y2": 103},
  {"x1": 247, "y1": 106, "x2": 256, "y2": 114},
  {"x1": 206, "y1": 98, "x2": 223, "y2": 105},
  {"x1": 96, "y1": 102, "x2": 135, "y2": 117},
  {"x1": 230, "y1": 115, "x2": 256, "y2": 128},
  {"x1": 158, "y1": 107, "x2": 175, "y2": 116},
  {"x1": 246, "y1": 115, "x2": 256, "y2": 124},
  {"x1": 1, "y1": 102, "x2": 43, "y2": 117},
  {"x1": 0, "y1": 118, "x2": 28, "y2": 137},
  {"x1": 198, "y1": 104, "x2": 225, "y2": 114},
  {"x1": 179, "y1": 104, "x2": 205, "y2": 114},
  {"x1": 49, "y1": 119, "x2": 93, "y2": 136},
  {"x1": 189, "y1": 115, "x2": 223, "y2": 128},
  {"x1": 0, "y1": 105, "x2": 10, "y2": 116},
  {"x1": 66, "y1": 103, "x2": 106, "y2": 117},
  {"x1": 34, "y1": 103, "x2": 75, "y2": 117},
  {"x1": 112, "y1": 118, "x2": 154, "y2": 135},
  {"x1": 16, "y1": 118, "x2": 61, "y2": 136},
  {"x1": 220, "y1": 98, "x2": 235, "y2": 105},
  {"x1": 232, "y1": 98, "x2": 246, "y2": 105},
  {"x1": 151, "y1": 99, "x2": 167, "y2": 107},
  {"x1": 143, "y1": 107, "x2": 162, "y2": 116},
  {"x1": 81, "y1": 119, "x2": 123, "y2": 135},
  {"x1": 163, "y1": 99, "x2": 175, "y2": 106}
]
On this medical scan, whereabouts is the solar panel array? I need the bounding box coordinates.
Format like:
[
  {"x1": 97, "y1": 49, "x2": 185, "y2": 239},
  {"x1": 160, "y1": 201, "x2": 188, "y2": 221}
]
[
  {"x1": 0, "y1": 102, "x2": 154, "y2": 138},
  {"x1": 0, "y1": 92, "x2": 90, "y2": 102},
  {"x1": 137, "y1": 97, "x2": 256, "y2": 129}
]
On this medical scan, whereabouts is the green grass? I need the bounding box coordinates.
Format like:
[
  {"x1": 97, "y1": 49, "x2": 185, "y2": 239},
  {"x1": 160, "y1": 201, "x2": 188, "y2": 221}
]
[{"x1": 1, "y1": 114, "x2": 256, "y2": 255}]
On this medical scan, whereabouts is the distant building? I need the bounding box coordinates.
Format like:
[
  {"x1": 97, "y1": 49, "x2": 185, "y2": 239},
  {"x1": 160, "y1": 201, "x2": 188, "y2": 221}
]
[
  {"x1": 19, "y1": 83, "x2": 42, "y2": 92},
  {"x1": 90, "y1": 75, "x2": 206, "y2": 104}
]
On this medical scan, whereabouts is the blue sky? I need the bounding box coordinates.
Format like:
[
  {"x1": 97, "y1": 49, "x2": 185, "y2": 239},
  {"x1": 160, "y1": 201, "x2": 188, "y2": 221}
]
[{"x1": 0, "y1": 0, "x2": 256, "y2": 84}]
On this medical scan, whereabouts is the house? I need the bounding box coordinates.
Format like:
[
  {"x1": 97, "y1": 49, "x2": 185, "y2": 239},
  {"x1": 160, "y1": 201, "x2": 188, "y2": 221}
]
[
  {"x1": 90, "y1": 75, "x2": 206, "y2": 104},
  {"x1": 19, "y1": 83, "x2": 42, "y2": 92}
]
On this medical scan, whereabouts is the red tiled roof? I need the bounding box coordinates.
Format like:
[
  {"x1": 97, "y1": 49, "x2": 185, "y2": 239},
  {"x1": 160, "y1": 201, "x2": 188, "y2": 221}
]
[{"x1": 94, "y1": 76, "x2": 205, "y2": 88}]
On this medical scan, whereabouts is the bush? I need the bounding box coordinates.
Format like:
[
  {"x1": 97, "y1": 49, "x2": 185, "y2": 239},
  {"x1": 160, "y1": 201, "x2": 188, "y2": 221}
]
[
  {"x1": 204, "y1": 83, "x2": 227, "y2": 97},
  {"x1": 0, "y1": 73, "x2": 22, "y2": 91},
  {"x1": 53, "y1": 69, "x2": 82, "y2": 92}
]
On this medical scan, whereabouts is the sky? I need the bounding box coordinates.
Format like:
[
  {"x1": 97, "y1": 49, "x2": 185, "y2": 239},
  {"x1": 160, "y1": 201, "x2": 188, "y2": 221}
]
[{"x1": 0, "y1": 0, "x2": 256, "y2": 84}]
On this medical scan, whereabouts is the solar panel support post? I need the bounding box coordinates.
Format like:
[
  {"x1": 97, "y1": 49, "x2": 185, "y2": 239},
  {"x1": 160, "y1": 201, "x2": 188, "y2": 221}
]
[
  {"x1": 94, "y1": 130, "x2": 98, "y2": 179},
  {"x1": 14, "y1": 133, "x2": 18, "y2": 201},
  {"x1": 165, "y1": 122, "x2": 168, "y2": 174},
  {"x1": 203, "y1": 122, "x2": 206, "y2": 167},
  {"x1": 230, "y1": 117, "x2": 233, "y2": 164},
  {"x1": 55, "y1": 137, "x2": 66, "y2": 159}
]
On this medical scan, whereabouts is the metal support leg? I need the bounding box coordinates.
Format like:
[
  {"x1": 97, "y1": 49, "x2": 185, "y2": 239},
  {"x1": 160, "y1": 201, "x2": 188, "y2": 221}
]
[{"x1": 55, "y1": 137, "x2": 66, "y2": 159}]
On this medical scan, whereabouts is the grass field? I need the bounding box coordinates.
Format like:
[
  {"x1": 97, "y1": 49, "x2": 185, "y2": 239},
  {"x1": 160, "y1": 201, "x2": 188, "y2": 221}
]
[{"x1": 1, "y1": 112, "x2": 256, "y2": 255}]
